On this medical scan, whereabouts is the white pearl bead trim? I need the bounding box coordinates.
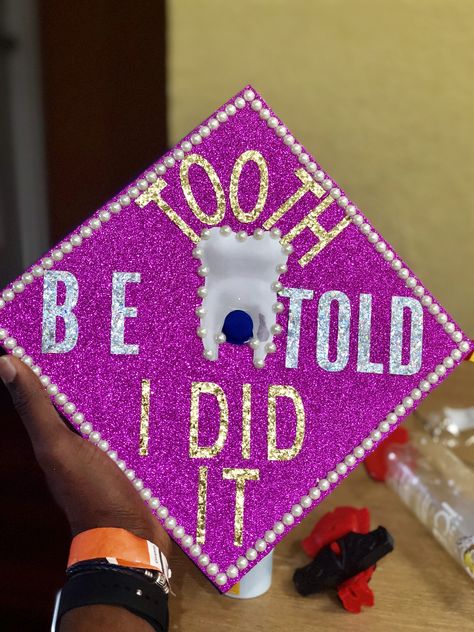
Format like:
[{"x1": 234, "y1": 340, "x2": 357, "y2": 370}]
[{"x1": 0, "y1": 86, "x2": 471, "y2": 590}]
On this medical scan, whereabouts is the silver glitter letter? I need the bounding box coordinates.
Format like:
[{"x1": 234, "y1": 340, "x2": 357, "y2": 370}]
[
  {"x1": 41, "y1": 271, "x2": 79, "y2": 353},
  {"x1": 280, "y1": 287, "x2": 314, "y2": 369},
  {"x1": 389, "y1": 296, "x2": 423, "y2": 375},
  {"x1": 111, "y1": 272, "x2": 141, "y2": 355},
  {"x1": 316, "y1": 291, "x2": 350, "y2": 372},
  {"x1": 357, "y1": 294, "x2": 383, "y2": 374}
]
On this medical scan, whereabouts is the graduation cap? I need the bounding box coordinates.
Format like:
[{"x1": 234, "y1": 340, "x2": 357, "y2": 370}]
[{"x1": 0, "y1": 86, "x2": 471, "y2": 592}]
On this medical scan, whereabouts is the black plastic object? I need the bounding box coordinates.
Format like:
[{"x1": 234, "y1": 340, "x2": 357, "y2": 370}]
[
  {"x1": 222, "y1": 310, "x2": 254, "y2": 344},
  {"x1": 293, "y1": 526, "x2": 394, "y2": 596}
]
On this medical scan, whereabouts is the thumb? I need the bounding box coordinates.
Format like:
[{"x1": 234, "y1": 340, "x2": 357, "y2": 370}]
[{"x1": 0, "y1": 355, "x2": 71, "y2": 451}]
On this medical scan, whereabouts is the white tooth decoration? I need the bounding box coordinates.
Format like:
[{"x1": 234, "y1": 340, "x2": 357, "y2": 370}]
[{"x1": 196, "y1": 227, "x2": 289, "y2": 364}]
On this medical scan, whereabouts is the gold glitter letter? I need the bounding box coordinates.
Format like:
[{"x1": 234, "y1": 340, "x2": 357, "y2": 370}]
[
  {"x1": 242, "y1": 383, "x2": 251, "y2": 459},
  {"x1": 230, "y1": 150, "x2": 268, "y2": 223},
  {"x1": 189, "y1": 382, "x2": 229, "y2": 459},
  {"x1": 136, "y1": 179, "x2": 199, "y2": 243},
  {"x1": 267, "y1": 385, "x2": 305, "y2": 461},
  {"x1": 222, "y1": 468, "x2": 260, "y2": 547},
  {"x1": 139, "y1": 378, "x2": 150, "y2": 456},
  {"x1": 180, "y1": 154, "x2": 226, "y2": 225},
  {"x1": 263, "y1": 168, "x2": 324, "y2": 230},
  {"x1": 196, "y1": 465, "x2": 208, "y2": 544}
]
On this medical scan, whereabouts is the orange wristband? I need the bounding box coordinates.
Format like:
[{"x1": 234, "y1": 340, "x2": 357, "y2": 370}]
[{"x1": 67, "y1": 528, "x2": 171, "y2": 579}]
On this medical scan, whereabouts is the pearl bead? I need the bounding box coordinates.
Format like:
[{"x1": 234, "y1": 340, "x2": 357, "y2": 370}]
[
  {"x1": 120, "y1": 193, "x2": 133, "y2": 206},
  {"x1": 428, "y1": 303, "x2": 440, "y2": 315},
  {"x1": 391, "y1": 259, "x2": 402, "y2": 271},
  {"x1": 70, "y1": 235, "x2": 83, "y2": 247},
  {"x1": 196, "y1": 327, "x2": 207, "y2": 338},
  {"x1": 276, "y1": 263, "x2": 288, "y2": 274},
  {"x1": 12, "y1": 346, "x2": 24, "y2": 358},
  {"x1": 395, "y1": 405, "x2": 406, "y2": 416},
  {"x1": 116, "y1": 460, "x2": 126, "y2": 471},
  {"x1": 419, "y1": 380, "x2": 431, "y2": 392},
  {"x1": 141, "y1": 488, "x2": 152, "y2": 501},
  {"x1": 216, "y1": 573, "x2": 227, "y2": 586},
  {"x1": 421, "y1": 295, "x2": 432, "y2": 306},
  {"x1": 459, "y1": 340, "x2": 470, "y2": 353},
  {"x1": 398, "y1": 268, "x2": 409, "y2": 280},
  {"x1": 246, "y1": 548, "x2": 257, "y2": 561},
  {"x1": 253, "y1": 358, "x2": 265, "y2": 369},
  {"x1": 306, "y1": 162, "x2": 317, "y2": 173},
  {"x1": 330, "y1": 188, "x2": 341, "y2": 199},
  {"x1": 236, "y1": 556, "x2": 248, "y2": 570},
  {"x1": 352, "y1": 215, "x2": 363, "y2": 226},
  {"x1": 89, "y1": 431, "x2": 101, "y2": 443},
  {"x1": 64, "y1": 402, "x2": 76, "y2": 414},
  {"x1": 375, "y1": 241, "x2": 386, "y2": 252},
  {"x1": 203, "y1": 349, "x2": 215, "y2": 361},
  {"x1": 42, "y1": 257, "x2": 54, "y2": 269},
  {"x1": 236, "y1": 230, "x2": 247, "y2": 241},
  {"x1": 435, "y1": 365, "x2": 446, "y2": 377},
  {"x1": 427, "y1": 372, "x2": 439, "y2": 384},
  {"x1": 226, "y1": 565, "x2": 238, "y2": 578},
  {"x1": 73, "y1": 412, "x2": 84, "y2": 424},
  {"x1": 251, "y1": 99, "x2": 262, "y2": 111},
  {"x1": 345, "y1": 454, "x2": 357, "y2": 466},
  {"x1": 265, "y1": 342, "x2": 276, "y2": 354},
  {"x1": 195, "y1": 306, "x2": 206, "y2": 317},
  {"x1": 197, "y1": 266, "x2": 209, "y2": 277},
  {"x1": 405, "y1": 277, "x2": 416, "y2": 288},
  {"x1": 190, "y1": 544, "x2": 202, "y2": 557},
  {"x1": 4, "y1": 337, "x2": 16, "y2": 349},
  {"x1": 383, "y1": 250, "x2": 394, "y2": 261},
  {"x1": 411, "y1": 388, "x2": 422, "y2": 400},
  {"x1": 327, "y1": 471, "x2": 339, "y2": 483},
  {"x1": 322, "y1": 179, "x2": 333, "y2": 190},
  {"x1": 197, "y1": 287, "x2": 208, "y2": 298},
  {"x1": 165, "y1": 516, "x2": 177, "y2": 530},
  {"x1": 273, "y1": 520, "x2": 285, "y2": 534},
  {"x1": 125, "y1": 469, "x2": 135, "y2": 480},
  {"x1": 137, "y1": 179, "x2": 148, "y2": 191},
  {"x1": 273, "y1": 302, "x2": 284, "y2": 313},
  {"x1": 181, "y1": 141, "x2": 192, "y2": 152},
  {"x1": 99, "y1": 440, "x2": 109, "y2": 452},
  {"x1": 149, "y1": 497, "x2": 160, "y2": 510},
  {"x1": 55, "y1": 393, "x2": 67, "y2": 405},
  {"x1": 336, "y1": 462, "x2": 347, "y2": 475},
  {"x1": 253, "y1": 228, "x2": 264, "y2": 239},
  {"x1": 270, "y1": 227, "x2": 282, "y2": 239},
  {"x1": 173, "y1": 149, "x2": 184, "y2": 161},
  {"x1": 215, "y1": 333, "x2": 226, "y2": 344},
  {"x1": 21, "y1": 356, "x2": 32, "y2": 366},
  {"x1": 291, "y1": 143, "x2": 302, "y2": 155},
  {"x1": 191, "y1": 133, "x2": 202, "y2": 145},
  {"x1": 264, "y1": 530, "x2": 276, "y2": 543},
  {"x1": 291, "y1": 504, "x2": 303, "y2": 517},
  {"x1": 40, "y1": 375, "x2": 51, "y2": 387},
  {"x1": 216, "y1": 111, "x2": 228, "y2": 123},
  {"x1": 80, "y1": 422, "x2": 92, "y2": 434},
  {"x1": 452, "y1": 331, "x2": 462, "y2": 343},
  {"x1": 414, "y1": 286, "x2": 424, "y2": 297},
  {"x1": 402, "y1": 396, "x2": 414, "y2": 408},
  {"x1": 235, "y1": 97, "x2": 245, "y2": 109},
  {"x1": 146, "y1": 171, "x2": 157, "y2": 183},
  {"x1": 32, "y1": 265, "x2": 44, "y2": 277},
  {"x1": 155, "y1": 164, "x2": 166, "y2": 175},
  {"x1": 362, "y1": 438, "x2": 373, "y2": 450},
  {"x1": 182, "y1": 535, "x2": 193, "y2": 548},
  {"x1": 192, "y1": 246, "x2": 203, "y2": 259},
  {"x1": 282, "y1": 513, "x2": 295, "y2": 526},
  {"x1": 173, "y1": 526, "x2": 185, "y2": 539},
  {"x1": 451, "y1": 349, "x2": 462, "y2": 360},
  {"x1": 249, "y1": 338, "x2": 259, "y2": 349},
  {"x1": 128, "y1": 187, "x2": 140, "y2": 199},
  {"x1": 157, "y1": 507, "x2": 169, "y2": 519},
  {"x1": 353, "y1": 447, "x2": 365, "y2": 459},
  {"x1": 244, "y1": 89, "x2": 255, "y2": 101},
  {"x1": 371, "y1": 430, "x2": 382, "y2": 442},
  {"x1": 3, "y1": 289, "x2": 14, "y2": 302},
  {"x1": 314, "y1": 170, "x2": 325, "y2": 181},
  {"x1": 267, "y1": 116, "x2": 278, "y2": 128},
  {"x1": 282, "y1": 244, "x2": 293, "y2": 255},
  {"x1": 300, "y1": 495, "x2": 312, "y2": 508},
  {"x1": 220, "y1": 225, "x2": 231, "y2": 235},
  {"x1": 276, "y1": 125, "x2": 287, "y2": 137},
  {"x1": 338, "y1": 196, "x2": 349, "y2": 208},
  {"x1": 198, "y1": 554, "x2": 210, "y2": 567},
  {"x1": 89, "y1": 218, "x2": 101, "y2": 230},
  {"x1": 46, "y1": 383, "x2": 58, "y2": 396},
  {"x1": 436, "y1": 313, "x2": 447, "y2": 325},
  {"x1": 379, "y1": 422, "x2": 390, "y2": 433},
  {"x1": 309, "y1": 487, "x2": 321, "y2": 500},
  {"x1": 255, "y1": 539, "x2": 267, "y2": 552},
  {"x1": 80, "y1": 226, "x2": 92, "y2": 238},
  {"x1": 99, "y1": 210, "x2": 111, "y2": 222},
  {"x1": 283, "y1": 134, "x2": 295, "y2": 146},
  {"x1": 271, "y1": 324, "x2": 282, "y2": 335},
  {"x1": 360, "y1": 223, "x2": 371, "y2": 235},
  {"x1": 107, "y1": 450, "x2": 117, "y2": 461},
  {"x1": 259, "y1": 109, "x2": 270, "y2": 120},
  {"x1": 164, "y1": 156, "x2": 175, "y2": 168},
  {"x1": 208, "y1": 118, "x2": 219, "y2": 130},
  {"x1": 443, "y1": 357, "x2": 454, "y2": 369},
  {"x1": 318, "y1": 479, "x2": 330, "y2": 491}
]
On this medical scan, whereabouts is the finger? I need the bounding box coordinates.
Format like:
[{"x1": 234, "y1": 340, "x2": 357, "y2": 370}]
[{"x1": 0, "y1": 355, "x2": 70, "y2": 449}]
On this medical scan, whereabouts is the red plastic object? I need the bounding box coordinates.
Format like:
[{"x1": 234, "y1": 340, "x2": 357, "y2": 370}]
[
  {"x1": 363, "y1": 426, "x2": 410, "y2": 482},
  {"x1": 302, "y1": 506, "x2": 370, "y2": 558},
  {"x1": 337, "y1": 566, "x2": 375, "y2": 613}
]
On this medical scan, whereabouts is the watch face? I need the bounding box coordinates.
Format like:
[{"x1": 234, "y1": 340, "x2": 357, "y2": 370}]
[{"x1": 0, "y1": 86, "x2": 470, "y2": 592}]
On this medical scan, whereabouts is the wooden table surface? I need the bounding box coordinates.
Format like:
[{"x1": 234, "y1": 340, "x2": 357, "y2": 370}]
[{"x1": 168, "y1": 363, "x2": 474, "y2": 631}]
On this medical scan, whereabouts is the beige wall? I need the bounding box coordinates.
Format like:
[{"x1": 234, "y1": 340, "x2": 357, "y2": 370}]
[{"x1": 168, "y1": 0, "x2": 474, "y2": 332}]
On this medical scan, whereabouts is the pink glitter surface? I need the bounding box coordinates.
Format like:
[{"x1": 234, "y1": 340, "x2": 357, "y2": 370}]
[{"x1": 0, "y1": 86, "x2": 471, "y2": 592}]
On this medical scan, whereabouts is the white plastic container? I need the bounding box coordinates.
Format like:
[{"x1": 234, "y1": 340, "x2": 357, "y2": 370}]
[{"x1": 225, "y1": 552, "x2": 274, "y2": 599}]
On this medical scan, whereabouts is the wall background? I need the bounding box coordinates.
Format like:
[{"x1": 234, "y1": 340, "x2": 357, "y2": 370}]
[{"x1": 168, "y1": 0, "x2": 474, "y2": 333}]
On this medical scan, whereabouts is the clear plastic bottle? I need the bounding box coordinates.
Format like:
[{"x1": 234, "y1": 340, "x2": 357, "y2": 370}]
[{"x1": 385, "y1": 433, "x2": 474, "y2": 580}]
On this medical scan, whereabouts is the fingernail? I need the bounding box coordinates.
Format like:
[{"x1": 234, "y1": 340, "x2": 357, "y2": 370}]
[{"x1": 0, "y1": 356, "x2": 17, "y2": 384}]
